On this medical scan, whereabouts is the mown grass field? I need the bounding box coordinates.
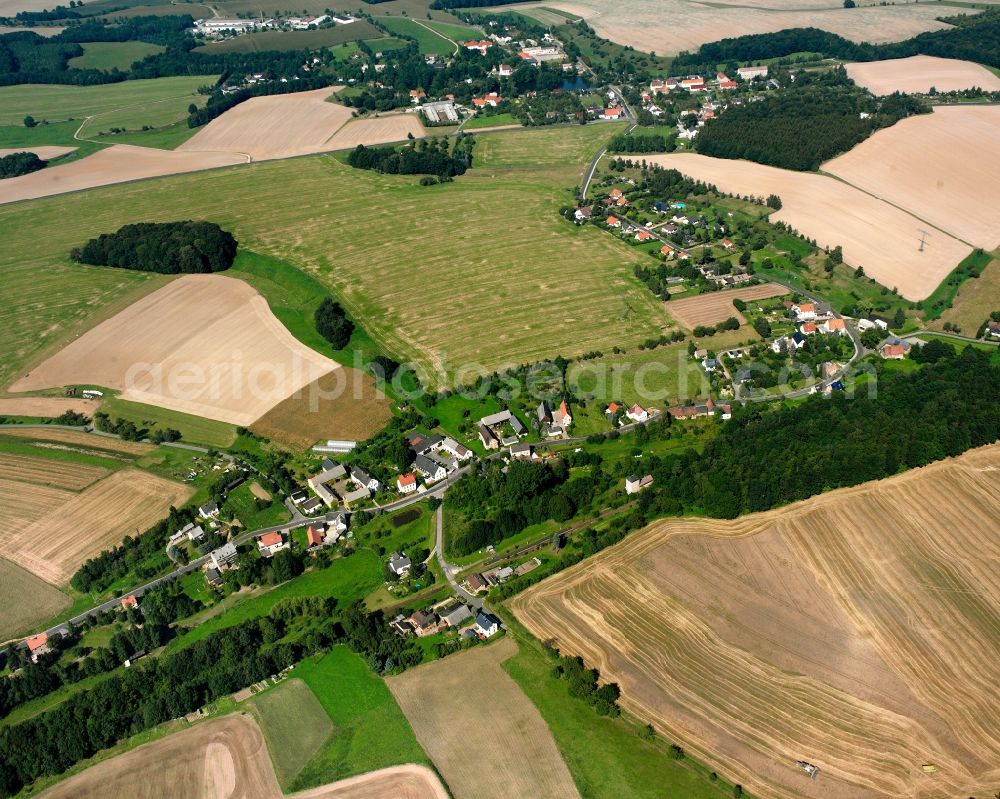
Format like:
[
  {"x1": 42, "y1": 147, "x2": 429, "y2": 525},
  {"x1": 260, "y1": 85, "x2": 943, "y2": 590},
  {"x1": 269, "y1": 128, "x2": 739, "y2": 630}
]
[
  {"x1": 99, "y1": 394, "x2": 237, "y2": 449},
  {"x1": 0, "y1": 123, "x2": 668, "y2": 390},
  {"x1": 250, "y1": 678, "x2": 333, "y2": 789},
  {"x1": 292, "y1": 646, "x2": 429, "y2": 789},
  {"x1": 378, "y1": 17, "x2": 456, "y2": 55},
  {"x1": 0, "y1": 76, "x2": 215, "y2": 127},
  {"x1": 462, "y1": 111, "x2": 520, "y2": 129},
  {"x1": 423, "y1": 19, "x2": 480, "y2": 41},
  {"x1": 67, "y1": 41, "x2": 165, "y2": 71},
  {"x1": 193, "y1": 21, "x2": 383, "y2": 53},
  {"x1": 0, "y1": 557, "x2": 70, "y2": 641}
]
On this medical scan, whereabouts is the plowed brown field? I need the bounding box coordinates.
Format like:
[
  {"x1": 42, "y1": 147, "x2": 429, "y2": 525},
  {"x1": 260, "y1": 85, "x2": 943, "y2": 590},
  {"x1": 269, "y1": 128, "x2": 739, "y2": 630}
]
[
  {"x1": 39, "y1": 713, "x2": 447, "y2": 799},
  {"x1": 845, "y1": 55, "x2": 1000, "y2": 95},
  {"x1": 11, "y1": 274, "x2": 340, "y2": 427},
  {"x1": 666, "y1": 283, "x2": 788, "y2": 329},
  {"x1": 512, "y1": 445, "x2": 1000, "y2": 799}
]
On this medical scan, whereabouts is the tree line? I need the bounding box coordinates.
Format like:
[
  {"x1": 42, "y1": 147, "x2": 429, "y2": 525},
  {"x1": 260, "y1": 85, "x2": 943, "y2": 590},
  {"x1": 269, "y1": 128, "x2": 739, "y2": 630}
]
[
  {"x1": 71, "y1": 221, "x2": 238, "y2": 274},
  {"x1": 607, "y1": 131, "x2": 676, "y2": 154},
  {"x1": 346, "y1": 135, "x2": 476, "y2": 179},
  {"x1": 0, "y1": 151, "x2": 45, "y2": 179}
]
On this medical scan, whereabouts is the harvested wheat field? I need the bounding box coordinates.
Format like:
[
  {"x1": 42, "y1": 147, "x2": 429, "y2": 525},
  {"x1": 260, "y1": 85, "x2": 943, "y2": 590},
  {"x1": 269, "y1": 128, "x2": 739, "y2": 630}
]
[
  {"x1": 0, "y1": 144, "x2": 245, "y2": 206},
  {"x1": 0, "y1": 557, "x2": 69, "y2": 642},
  {"x1": 0, "y1": 146, "x2": 76, "y2": 160},
  {"x1": 40, "y1": 713, "x2": 446, "y2": 799},
  {"x1": 646, "y1": 153, "x2": 970, "y2": 300},
  {"x1": 388, "y1": 638, "x2": 579, "y2": 799},
  {"x1": 824, "y1": 106, "x2": 1000, "y2": 250},
  {"x1": 12, "y1": 274, "x2": 340, "y2": 427},
  {"x1": 0, "y1": 468, "x2": 192, "y2": 585},
  {"x1": 0, "y1": 395, "x2": 100, "y2": 418},
  {"x1": 538, "y1": 0, "x2": 956, "y2": 55},
  {"x1": 513, "y1": 445, "x2": 1000, "y2": 799},
  {"x1": 0, "y1": 451, "x2": 107, "y2": 489},
  {"x1": 846, "y1": 55, "x2": 1000, "y2": 95},
  {"x1": 250, "y1": 369, "x2": 393, "y2": 451},
  {"x1": 323, "y1": 115, "x2": 426, "y2": 153},
  {"x1": 0, "y1": 427, "x2": 154, "y2": 456},
  {"x1": 666, "y1": 283, "x2": 787, "y2": 329},
  {"x1": 178, "y1": 87, "x2": 358, "y2": 161}
]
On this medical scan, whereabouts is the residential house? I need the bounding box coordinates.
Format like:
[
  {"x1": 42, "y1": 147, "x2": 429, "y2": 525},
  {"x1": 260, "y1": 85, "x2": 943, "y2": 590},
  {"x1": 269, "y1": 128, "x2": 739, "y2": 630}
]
[
  {"x1": 737, "y1": 65, "x2": 768, "y2": 80},
  {"x1": 822, "y1": 318, "x2": 846, "y2": 335},
  {"x1": 349, "y1": 466, "x2": 380, "y2": 493},
  {"x1": 605, "y1": 401, "x2": 621, "y2": 422},
  {"x1": 626, "y1": 404, "x2": 649, "y2": 423},
  {"x1": 694, "y1": 348, "x2": 708, "y2": 359},
  {"x1": 184, "y1": 523, "x2": 205, "y2": 542},
  {"x1": 464, "y1": 39, "x2": 492, "y2": 54},
  {"x1": 397, "y1": 472, "x2": 418, "y2": 494},
  {"x1": 800, "y1": 322, "x2": 818, "y2": 335},
  {"x1": 210, "y1": 542, "x2": 238, "y2": 570},
  {"x1": 792, "y1": 302, "x2": 816, "y2": 321},
  {"x1": 878, "y1": 338, "x2": 911, "y2": 360},
  {"x1": 552, "y1": 400, "x2": 572, "y2": 429},
  {"x1": 257, "y1": 531, "x2": 287, "y2": 557},
  {"x1": 606, "y1": 215, "x2": 622, "y2": 228},
  {"x1": 478, "y1": 423, "x2": 499, "y2": 450},
  {"x1": 121, "y1": 595, "x2": 139, "y2": 611},
  {"x1": 325, "y1": 511, "x2": 348, "y2": 537},
  {"x1": 306, "y1": 525, "x2": 327, "y2": 548},
  {"x1": 409, "y1": 88, "x2": 426, "y2": 104},
  {"x1": 409, "y1": 610, "x2": 439, "y2": 637},
  {"x1": 205, "y1": 567, "x2": 222, "y2": 587},
  {"x1": 439, "y1": 603, "x2": 473, "y2": 628},
  {"x1": 719, "y1": 403, "x2": 733, "y2": 420},
  {"x1": 300, "y1": 496, "x2": 324, "y2": 515},
  {"x1": 635, "y1": 229, "x2": 653, "y2": 242},
  {"x1": 609, "y1": 188, "x2": 624, "y2": 201},
  {"x1": 625, "y1": 474, "x2": 654, "y2": 494},
  {"x1": 574, "y1": 206, "x2": 592, "y2": 223},
  {"x1": 537, "y1": 401, "x2": 552, "y2": 425},
  {"x1": 389, "y1": 614, "x2": 414, "y2": 637},
  {"x1": 510, "y1": 442, "x2": 535, "y2": 460},
  {"x1": 414, "y1": 454, "x2": 447, "y2": 482},
  {"x1": 600, "y1": 106, "x2": 624, "y2": 120},
  {"x1": 653, "y1": 201, "x2": 669, "y2": 214},
  {"x1": 472, "y1": 91, "x2": 502, "y2": 108},
  {"x1": 26, "y1": 632, "x2": 49, "y2": 663},
  {"x1": 988, "y1": 320, "x2": 1000, "y2": 339},
  {"x1": 441, "y1": 437, "x2": 471, "y2": 461},
  {"x1": 465, "y1": 572, "x2": 489, "y2": 593},
  {"x1": 389, "y1": 552, "x2": 412, "y2": 576},
  {"x1": 199, "y1": 501, "x2": 219, "y2": 520},
  {"x1": 716, "y1": 72, "x2": 737, "y2": 89},
  {"x1": 680, "y1": 77, "x2": 705, "y2": 91},
  {"x1": 720, "y1": 238, "x2": 735, "y2": 250},
  {"x1": 498, "y1": 63, "x2": 513, "y2": 77},
  {"x1": 475, "y1": 611, "x2": 501, "y2": 637}
]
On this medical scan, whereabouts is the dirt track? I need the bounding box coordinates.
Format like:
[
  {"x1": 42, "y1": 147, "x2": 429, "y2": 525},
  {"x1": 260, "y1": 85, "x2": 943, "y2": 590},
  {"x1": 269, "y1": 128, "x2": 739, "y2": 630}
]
[
  {"x1": 11, "y1": 274, "x2": 340, "y2": 427},
  {"x1": 512, "y1": 445, "x2": 1000, "y2": 799},
  {"x1": 39, "y1": 713, "x2": 447, "y2": 799},
  {"x1": 845, "y1": 55, "x2": 1000, "y2": 95},
  {"x1": 823, "y1": 105, "x2": 1000, "y2": 250},
  {"x1": 645, "y1": 152, "x2": 971, "y2": 301}
]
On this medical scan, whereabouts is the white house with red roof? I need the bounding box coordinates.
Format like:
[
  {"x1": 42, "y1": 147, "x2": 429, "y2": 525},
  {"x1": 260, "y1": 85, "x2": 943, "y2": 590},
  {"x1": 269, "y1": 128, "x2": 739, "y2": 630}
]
[
  {"x1": 635, "y1": 230, "x2": 653, "y2": 242},
  {"x1": 472, "y1": 92, "x2": 502, "y2": 108},
  {"x1": 397, "y1": 472, "x2": 417, "y2": 494},
  {"x1": 800, "y1": 322, "x2": 818, "y2": 335},
  {"x1": 464, "y1": 39, "x2": 492, "y2": 54},
  {"x1": 498, "y1": 63, "x2": 513, "y2": 77},
  {"x1": 121, "y1": 595, "x2": 139, "y2": 611},
  {"x1": 553, "y1": 400, "x2": 572, "y2": 429},
  {"x1": 606, "y1": 215, "x2": 622, "y2": 228},
  {"x1": 600, "y1": 106, "x2": 624, "y2": 120},
  {"x1": 257, "y1": 531, "x2": 288, "y2": 557},
  {"x1": 26, "y1": 632, "x2": 49, "y2": 663},
  {"x1": 822, "y1": 318, "x2": 847, "y2": 335},
  {"x1": 680, "y1": 77, "x2": 706, "y2": 91},
  {"x1": 626, "y1": 404, "x2": 649, "y2": 423},
  {"x1": 792, "y1": 302, "x2": 817, "y2": 320}
]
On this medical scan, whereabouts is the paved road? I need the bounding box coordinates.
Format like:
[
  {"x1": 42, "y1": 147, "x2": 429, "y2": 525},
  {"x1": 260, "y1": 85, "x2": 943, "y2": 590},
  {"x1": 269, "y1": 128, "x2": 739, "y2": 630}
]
[
  {"x1": 433, "y1": 504, "x2": 482, "y2": 608},
  {"x1": 579, "y1": 84, "x2": 636, "y2": 200}
]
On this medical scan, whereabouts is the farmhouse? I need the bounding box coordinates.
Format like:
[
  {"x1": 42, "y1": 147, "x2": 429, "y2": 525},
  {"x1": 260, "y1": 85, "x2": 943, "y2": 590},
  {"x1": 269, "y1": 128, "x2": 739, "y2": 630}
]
[
  {"x1": 441, "y1": 437, "x2": 471, "y2": 460},
  {"x1": 397, "y1": 472, "x2": 418, "y2": 494},
  {"x1": 389, "y1": 552, "x2": 412, "y2": 576},
  {"x1": 792, "y1": 302, "x2": 817, "y2": 321},
  {"x1": 737, "y1": 65, "x2": 768, "y2": 80},
  {"x1": 308, "y1": 460, "x2": 347, "y2": 506},
  {"x1": 625, "y1": 474, "x2": 654, "y2": 494},
  {"x1": 349, "y1": 466, "x2": 381, "y2": 493},
  {"x1": 257, "y1": 532, "x2": 287, "y2": 557},
  {"x1": 552, "y1": 400, "x2": 572, "y2": 429},
  {"x1": 478, "y1": 409, "x2": 527, "y2": 449},
  {"x1": 414, "y1": 454, "x2": 447, "y2": 482},
  {"x1": 465, "y1": 573, "x2": 489, "y2": 593}
]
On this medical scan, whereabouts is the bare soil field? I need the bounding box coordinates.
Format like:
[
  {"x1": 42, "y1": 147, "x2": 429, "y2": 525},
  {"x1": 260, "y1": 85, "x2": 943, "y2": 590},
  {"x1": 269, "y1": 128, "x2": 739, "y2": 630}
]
[
  {"x1": 387, "y1": 638, "x2": 580, "y2": 799},
  {"x1": 537, "y1": 0, "x2": 957, "y2": 55},
  {"x1": 512, "y1": 445, "x2": 1000, "y2": 799},
  {"x1": 823, "y1": 105, "x2": 1000, "y2": 250},
  {"x1": 12, "y1": 274, "x2": 340, "y2": 427},
  {"x1": 0, "y1": 468, "x2": 192, "y2": 585},
  {"x1": 0, "y1": 427, "x2": 154, "y2": 455},
  {"x1": 250, "y1": 369, "x2": 394, "y2": 451},
  {"x1": 322, "y1": 114, "x2": 426, "y2": 153},
  {"x1": 646, "y1": 152, "x2": 970, "y2": 300},
  {"x1": 0, "y1": 557, "x2": 69, "y2": 642},
  {"x1": 0, "y1": 144, "x2": 245, "y2": 206},
  {"x1": 0, "y1": 451, "x2": 108, "y2": 489},
  {"x1": 666, "y1": 283, "x2": 788, "y2": 329},
  {"x1": 0, "y1": 146, "x2": 76, "y2": 160},
  {"x1": 846, "y1": 55, "x2": 1000, "y2": 95},
  {"x1": 0, "y1": 396, "x2": 100, "y2": 417},
  {"x1": 39, "y1": 713, "x2": 446, "y2": 799}
]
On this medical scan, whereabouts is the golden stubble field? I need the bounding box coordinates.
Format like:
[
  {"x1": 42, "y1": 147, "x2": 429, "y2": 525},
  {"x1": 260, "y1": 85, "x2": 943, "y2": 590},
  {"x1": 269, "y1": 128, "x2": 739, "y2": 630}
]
[
  {"x1": 645, "y1": 152, "x2": 971, "y2": 301},
  {"x1": 12, "y1": 274, "x2": 340, "y2": 427},
  {"x1": 845, "y1": 55, "x2": 1000, "y2": 95},
  {"x1": 666, "y1": 283, "x2": 788, "y2": 329},
  {"x1": 387, "y1": 638, "x2": 581, "y2": 799},
  {"x1": 512, "y1": 445, "x2": 1000, "y2": 799},
  {"x1": 39, "y1": 713, "x2": 447, "y2": 799},
  {"x1": 823, "y1": 105, "x2": 1000, "y2": 251},
  {"x1": 531, "y1": 0, "x2": 958, "y2": 55}
]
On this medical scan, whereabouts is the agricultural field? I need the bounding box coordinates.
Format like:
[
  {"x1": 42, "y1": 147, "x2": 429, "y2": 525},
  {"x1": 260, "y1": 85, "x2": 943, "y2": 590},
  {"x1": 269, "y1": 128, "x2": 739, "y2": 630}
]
[
  {"x1": 0, "y1": 145, "x2": 75, "y2": 159},
  {"x1": 67, "y1": 41, "x2": 166, "y2": 72},
  {"x1": 193, "y1": 21, "x2": 383, "y2": 53},
  {"x1": 0, "y1": 451, "x2": 108, "y2": 489},
  {"x1": 665, "y1": 283, "x2": 788, "y2": 329},
  {"x1": 512, "y1": 444, "x2": 1000, "y2": 799},
  {"x1": 378, "y1": 17, "x2": 457, "y2": 56},
  {"x1": 0, "y1": 427, "x2": 155, "y2": 455},
  {"x1": 387, "y1": 638, "x2": 580, "y2": 799},
  {"x1": 0, "y1": 76, "x2": 214, "y2": 128},
  {"x1": 0, "y1": 466, "x2": 192, "y2": 585},
  {"x1": 250, "y1": 679, "x2": 333, "y2": 789},
  {"x1": 933, "y1": 249, "x2": 1000, "y2": 335},
  {"x1": 0, "y1": 143, "x2": 245, "y2": 205},
  {"x1": 535, "y1": 0, "x2": 962, "y2": 55},
  {"x1": 98, "y1": 394, "x2": 238, "y2": 449},
  {"x1": 645, "y1": 152, "x2": 971, "y2": 301},
  {"x1": 12, "y1": 274, "x2": 340, "y2": 427},
  {"x1": 845, "y1": 55, "x2": 1000, "y2": 95},
  {"x1": 0, "y1": 395, "x2": 99, "y2": 417},
  {"x1": 0, "y1": 124, "x2": 668, "y2": 389},
  {"x1": 323, "y1": 115, "x2": 426, "y2": 153},
  {"x1": 823, "y1": 105, "x2": 1000, "y2": 251},
  {"x1": 0, "y1": 558, "x2": 70, "y2": 642}
]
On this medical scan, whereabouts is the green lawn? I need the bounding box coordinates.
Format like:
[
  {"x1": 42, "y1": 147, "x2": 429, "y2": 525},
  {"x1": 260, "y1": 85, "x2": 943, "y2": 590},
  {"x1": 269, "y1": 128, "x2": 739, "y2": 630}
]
[
  {"x1": 378, "y1": 17, "x2": 455, "y2": 56},
  {"x1": 193, "y1": 21, "x2": 383, "y2": 53},
  {"x1": 67, "y1": 41, "x2": 165, "y2": 72},
  {"x1": 0, "y1": 436, "x2": 127, "y2": 471},
  {"x1": 0, "y1": 76, "x2": 215, "y2": 128},
  {"x1": 250, "y1": 678, "x2": 333, "y2": 789},
  {"x1": 462, "y1": 111, "x2": 520, "y2": 129},
  {"x1": 292, "y1": 646, "x2": 430, "y2": 789},
  {"x1": 0, "y1": 120, "x2": 105, "y2": 160},
  {"x1": 90, "y1": 120, "x2": 201, "y2": 150},
  {"x1": 503, "y1": 620, "x2": 749, "y2": 799},
  {"x1": 98, "y1": 394, "x2": 237, "y2": 449},
  {"x1": 422, "y1": 19, "x2": 480, "y2": 41},
  {"x1": 222, "y1": 481, "x2": 291, "y2": 530},
  {"x1": 0, "y1": 124, "x2": 668, "y2": 391}
]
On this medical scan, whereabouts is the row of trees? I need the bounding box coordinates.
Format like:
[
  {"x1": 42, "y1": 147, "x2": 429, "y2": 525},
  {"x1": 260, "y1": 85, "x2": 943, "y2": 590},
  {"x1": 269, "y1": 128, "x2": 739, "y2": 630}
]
[
  {"x1": 607, "y1": 132, "x2": 676, "y2": 154},
  {"x1": 346, "y1": 135, "x2": 476, "y2": 179},
  {"x1": 71, "y1": 221, "x2": 238, "y2": 274}
]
